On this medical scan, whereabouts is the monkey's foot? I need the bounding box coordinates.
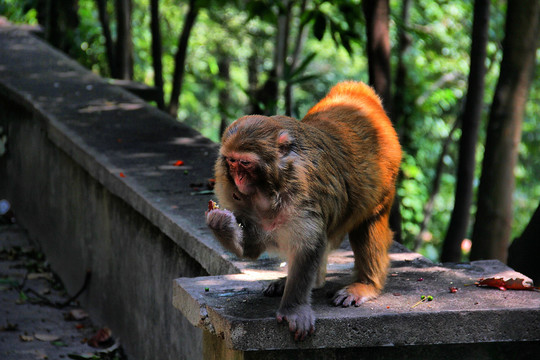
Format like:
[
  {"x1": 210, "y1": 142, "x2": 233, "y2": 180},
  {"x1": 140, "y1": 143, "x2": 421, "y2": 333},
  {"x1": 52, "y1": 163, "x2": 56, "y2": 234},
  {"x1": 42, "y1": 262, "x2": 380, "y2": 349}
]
[
  {"x1": 276, "y1": 304, "x2": 315, "y2": 341},
  {"x1": 332, "y1": 283, "x2": 380, "y2": 307},
  {"x1": 263, "y1": 277, "x2": 286, "y2": 297}
]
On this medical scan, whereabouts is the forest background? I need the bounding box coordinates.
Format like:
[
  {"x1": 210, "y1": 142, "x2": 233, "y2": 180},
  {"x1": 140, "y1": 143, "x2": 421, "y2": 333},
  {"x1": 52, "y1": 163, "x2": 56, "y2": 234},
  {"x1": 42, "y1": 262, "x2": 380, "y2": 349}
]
[{"x1": 1, "y1": 0, "x2": 539, "y2": 271}]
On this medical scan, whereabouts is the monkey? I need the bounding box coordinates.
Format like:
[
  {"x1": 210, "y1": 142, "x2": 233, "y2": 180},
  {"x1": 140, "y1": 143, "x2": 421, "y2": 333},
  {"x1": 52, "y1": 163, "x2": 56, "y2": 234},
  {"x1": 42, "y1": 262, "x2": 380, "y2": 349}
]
[{"x1": 206, "y1": 81, "x2": 402, "y2": 341}]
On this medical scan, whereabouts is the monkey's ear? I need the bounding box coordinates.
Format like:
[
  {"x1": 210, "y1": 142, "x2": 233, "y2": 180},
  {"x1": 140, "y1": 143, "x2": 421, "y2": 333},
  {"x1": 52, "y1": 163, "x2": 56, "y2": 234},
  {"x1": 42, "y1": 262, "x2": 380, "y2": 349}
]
[{"x1": 278, "y1": 130, "x2": 294, "y2": 157}]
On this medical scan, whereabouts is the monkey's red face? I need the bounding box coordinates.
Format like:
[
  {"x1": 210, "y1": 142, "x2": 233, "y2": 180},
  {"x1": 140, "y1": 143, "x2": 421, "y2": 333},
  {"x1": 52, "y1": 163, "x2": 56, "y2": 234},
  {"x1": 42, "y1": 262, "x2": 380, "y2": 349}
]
[{"x1": 223, "y1": 152, "x2": 259, "y2": 196}]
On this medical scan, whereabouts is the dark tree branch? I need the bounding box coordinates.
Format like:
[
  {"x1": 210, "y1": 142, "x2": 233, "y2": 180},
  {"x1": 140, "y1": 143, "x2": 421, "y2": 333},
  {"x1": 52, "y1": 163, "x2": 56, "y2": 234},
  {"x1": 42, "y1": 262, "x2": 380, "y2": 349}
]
[
  {"x1": 441, "y1": 0, "x2": 490, "y2": 262},
  {"x1": 415, "y1": 119, "x2": 460, "y2": 251},
  {"x1": 508, "y1": 202, "x2": 540, "y2": 284},
  {"x1": 363, "y1": 0, "x2": 392, "y2": 114},
  {"x1": 95, "y1": 0, "x2": 116, "y2": 78},
  {"x1": 115, "y1": 0, "x2": 134, "y2": 80},
  {"x1": 167, "y1": 0, "x2": 200, "y2": 117},
  {"x1": 150, "y1": 0, "x2": 165, "y2": 109},
  {"x1": 471, "y1": 0, "x2": 540, "y2": 262}
]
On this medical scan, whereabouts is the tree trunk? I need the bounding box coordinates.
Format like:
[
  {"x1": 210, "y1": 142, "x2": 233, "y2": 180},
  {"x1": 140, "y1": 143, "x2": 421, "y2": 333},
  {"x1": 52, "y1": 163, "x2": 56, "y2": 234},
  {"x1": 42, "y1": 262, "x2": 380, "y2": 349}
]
[
  {"x1": 441, "y1": 0, "x2": 490, "y2": 262},
  {"x1": 150, "y1": 0, "x2": 165, "y2": 109},
  {"x1": 284, "y1": 0, "x2": 308, "y2": 117},
  {"x1": 96, "y1": 0, "x2": 116, "y2": 78},
  {"x1": 470, "y1": 0, "x2": 540, "y2": 262},
  {"x1": 218, "y1": 52, "x2": 231, "y2": 138},
  {"x1": 167, "y1": 0, "x2": 199, "y2": 117},
  {"x1": 275, "y1": 0, "x2": 291, "y2": 82},
  {"x1": 393, "y1": 0, "x2": 412, "y2": 148},
  {"x1": 363, "y1": 0, "x2": 392, "y2": 114},
  {"x1": 415, "y1": 119, "x2": 460, "y2": 251},
  {"x1": 44, "y1": 0, "x2": 80, "y2": 55},
  {"x1": 115, "y1": 0, "x2": 133, "y2": 80},
  {"x1": 363, "y1": 0, "x2": 401, "y2": 243},
  {"x1": 507, "y1": 202, "x2": 540, "y2": 284},
  {"x1": 247, "y1": 53, "x2": 259, "y2": 112},
  {"x1": 254, "y1": 0, "x2": 290, "y2": 116}
]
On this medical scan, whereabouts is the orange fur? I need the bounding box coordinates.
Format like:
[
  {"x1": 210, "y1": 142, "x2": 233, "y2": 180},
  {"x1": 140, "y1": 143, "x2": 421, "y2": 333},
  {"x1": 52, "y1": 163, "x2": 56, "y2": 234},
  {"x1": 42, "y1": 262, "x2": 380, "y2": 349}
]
[{"x1": 302, "y1": 81, "x2": 401, "y2": 302}]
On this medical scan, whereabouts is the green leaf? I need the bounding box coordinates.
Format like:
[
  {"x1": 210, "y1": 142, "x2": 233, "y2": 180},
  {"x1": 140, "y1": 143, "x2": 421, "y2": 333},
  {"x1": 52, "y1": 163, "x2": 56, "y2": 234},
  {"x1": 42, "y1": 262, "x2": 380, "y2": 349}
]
[
  {"x1": 300, "y1": 9, "x2": 316, "y2": 27},
  {"x1": 19, "y1": 290, "x2": 28, "y2": 302}
]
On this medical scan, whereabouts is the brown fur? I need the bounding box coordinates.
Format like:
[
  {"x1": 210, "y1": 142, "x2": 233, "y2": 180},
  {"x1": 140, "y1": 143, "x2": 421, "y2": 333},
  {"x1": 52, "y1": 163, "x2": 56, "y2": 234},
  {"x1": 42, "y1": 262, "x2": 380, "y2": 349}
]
[{"x1": 206, "y1": 81, "x2": 401, "y2": 340}]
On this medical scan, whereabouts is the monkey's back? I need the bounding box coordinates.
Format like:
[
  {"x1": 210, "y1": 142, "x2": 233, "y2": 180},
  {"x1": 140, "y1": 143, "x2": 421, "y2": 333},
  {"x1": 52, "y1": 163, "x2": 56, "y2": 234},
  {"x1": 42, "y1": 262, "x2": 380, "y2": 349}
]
[{"x1": 300, "y1": 81, "x2": 402, "y2": 235}]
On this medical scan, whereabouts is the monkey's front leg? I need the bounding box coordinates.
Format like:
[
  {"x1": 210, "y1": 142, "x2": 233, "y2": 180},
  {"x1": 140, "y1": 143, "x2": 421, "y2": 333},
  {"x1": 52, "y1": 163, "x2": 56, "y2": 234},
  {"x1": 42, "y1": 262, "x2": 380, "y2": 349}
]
[{"x1": 276, "y1": 239, "x2": 324, "y2": 341}]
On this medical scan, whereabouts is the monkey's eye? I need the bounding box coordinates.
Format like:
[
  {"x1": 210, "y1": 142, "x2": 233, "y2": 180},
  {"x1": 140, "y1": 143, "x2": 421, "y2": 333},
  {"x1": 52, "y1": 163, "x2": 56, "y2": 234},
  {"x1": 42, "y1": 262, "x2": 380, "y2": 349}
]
[{"x1": 239, "y1": 160, "x2": 251, "y2": 166}]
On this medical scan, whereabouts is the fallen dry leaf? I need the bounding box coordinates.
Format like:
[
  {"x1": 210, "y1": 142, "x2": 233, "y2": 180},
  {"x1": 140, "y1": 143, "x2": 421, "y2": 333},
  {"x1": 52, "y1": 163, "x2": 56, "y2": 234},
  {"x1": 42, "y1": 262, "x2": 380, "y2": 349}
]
[
  {"x1": 27, "y1": 272, "x2": 53, "y2": 281},
  {"x1": 65, "y1": 309, "x2": 89, "y2": 321},
  {"x1": 35, "y1": 333, "x2": 61, "y2": 342},
  {"x1": 476, "y1": 277, "x2": 535, "y2": 291},
  {"x1": 19, "y1": 334, "x2": 34, "y2": 342}
]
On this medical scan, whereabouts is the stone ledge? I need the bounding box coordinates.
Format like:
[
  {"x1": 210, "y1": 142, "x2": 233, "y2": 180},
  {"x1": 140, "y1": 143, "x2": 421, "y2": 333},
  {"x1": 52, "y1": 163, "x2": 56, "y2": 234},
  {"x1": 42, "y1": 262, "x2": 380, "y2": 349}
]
[{"x1": 174, "y1": 244, "x2": 540, "y2": 351}]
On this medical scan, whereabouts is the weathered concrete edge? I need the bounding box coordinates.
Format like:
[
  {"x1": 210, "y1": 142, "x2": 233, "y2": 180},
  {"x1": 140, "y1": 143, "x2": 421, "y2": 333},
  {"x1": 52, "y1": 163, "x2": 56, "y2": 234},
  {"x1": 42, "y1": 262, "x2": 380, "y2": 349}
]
[
  {"x1": 172, "y1": 259, "x2": 540, "y2": 351},
  {"x1": 173, "y1": 274, "x2": 540, "y2": 351},
  {"x1": 221, "y1": 308, "x2": 540, "y2": 351},
  {"x1": 0, "y1": 31, "x2": 239, "y2": 276}
]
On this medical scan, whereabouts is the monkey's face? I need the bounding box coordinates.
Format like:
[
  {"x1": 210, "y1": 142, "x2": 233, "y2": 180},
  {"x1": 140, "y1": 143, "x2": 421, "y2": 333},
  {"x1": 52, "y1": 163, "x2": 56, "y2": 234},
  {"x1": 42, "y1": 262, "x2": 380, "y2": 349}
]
[
  {"x1": 218, "y1": 115, "x2": 297, "y2": 200},
  {"x1": 222, "y1": 152, "x2": 260, "y2": 196}
]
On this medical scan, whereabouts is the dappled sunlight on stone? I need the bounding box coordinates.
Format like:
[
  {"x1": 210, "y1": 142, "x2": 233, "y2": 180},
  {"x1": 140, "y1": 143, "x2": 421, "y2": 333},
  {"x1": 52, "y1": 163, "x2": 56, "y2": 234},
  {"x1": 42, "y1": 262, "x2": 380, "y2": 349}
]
[
  {"x1": 78, "y1": 101, "x2": 144, "y2": 113},
  {"x1": 389, "y1": 251, "x2": 426, "y2": 262},
  {"x1": 168, "y1": 135, "x2": 214, "y2": 147}
]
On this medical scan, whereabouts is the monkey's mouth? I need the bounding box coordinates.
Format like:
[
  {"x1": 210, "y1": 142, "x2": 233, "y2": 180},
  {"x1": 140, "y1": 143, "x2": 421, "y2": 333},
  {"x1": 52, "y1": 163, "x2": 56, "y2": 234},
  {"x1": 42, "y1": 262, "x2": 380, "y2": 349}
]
[
  {"x1": 234, "y1": 176, "x2": 245, "y2": 189},
  {"x1": 234, "y1": 172, "x2": 252, "y2": 194},
  {"x1": 233, "y1": 192, "x2": 241, "y2": 201}
]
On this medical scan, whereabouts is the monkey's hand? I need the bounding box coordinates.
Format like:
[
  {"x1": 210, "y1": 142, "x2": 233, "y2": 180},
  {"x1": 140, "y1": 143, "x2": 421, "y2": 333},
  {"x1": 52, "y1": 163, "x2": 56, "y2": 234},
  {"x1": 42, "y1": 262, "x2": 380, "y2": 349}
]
[
  {"x1": 276, "y1": 304, "x2": 315, "y2": 341},
  {"x1": 206, "y1": 208, "x2": 244, "y2": 257}
]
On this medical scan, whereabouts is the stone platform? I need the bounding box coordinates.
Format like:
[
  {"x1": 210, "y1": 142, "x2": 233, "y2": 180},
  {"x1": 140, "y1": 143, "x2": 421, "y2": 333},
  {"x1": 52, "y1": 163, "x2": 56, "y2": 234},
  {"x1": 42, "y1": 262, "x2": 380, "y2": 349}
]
[{"x1": 174, "y1": 242, "x2": 540, "y2": 358}]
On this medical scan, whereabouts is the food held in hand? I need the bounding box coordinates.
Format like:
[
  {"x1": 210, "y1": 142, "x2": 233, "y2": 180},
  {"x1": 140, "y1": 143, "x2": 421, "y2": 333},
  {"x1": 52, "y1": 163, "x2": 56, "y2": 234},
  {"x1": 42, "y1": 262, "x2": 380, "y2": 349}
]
[{"x1": 208, "y1": 200, "x2": 219, "y2": 212}]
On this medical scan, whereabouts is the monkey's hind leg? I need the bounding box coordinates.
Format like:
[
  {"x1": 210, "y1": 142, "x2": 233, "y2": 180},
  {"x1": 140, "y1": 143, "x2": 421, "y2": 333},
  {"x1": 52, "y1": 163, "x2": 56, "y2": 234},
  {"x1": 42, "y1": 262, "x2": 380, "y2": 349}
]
[
  {"x1": 332, "y1": 212, "x2": 393, "y2": 307},
  {"x1": 265, "y1": 244, "x2": 329, "y2": 297}
]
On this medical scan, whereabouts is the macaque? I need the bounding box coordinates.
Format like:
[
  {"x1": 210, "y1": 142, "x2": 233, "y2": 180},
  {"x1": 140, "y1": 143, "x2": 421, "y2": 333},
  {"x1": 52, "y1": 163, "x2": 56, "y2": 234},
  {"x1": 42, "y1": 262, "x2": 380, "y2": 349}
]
[{"x1": 206, "y1": 81, "x2": 402, "y2": 341}]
